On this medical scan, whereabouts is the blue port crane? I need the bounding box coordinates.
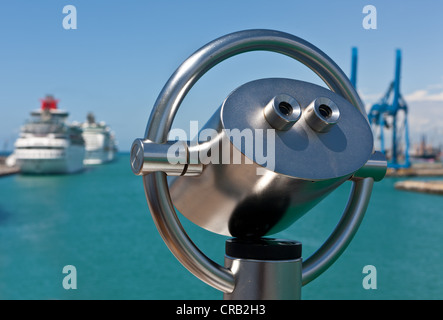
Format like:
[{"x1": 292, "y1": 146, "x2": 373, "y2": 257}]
[
  {"x1": 351, "y1": 48, "x2": 410, "y2": 169},
  {"x1": 350, "y1": 47, "x2": 358, "y2": 88},
  {"x1": 368, "y1": 50, "x2": 410, "y2": 169}
]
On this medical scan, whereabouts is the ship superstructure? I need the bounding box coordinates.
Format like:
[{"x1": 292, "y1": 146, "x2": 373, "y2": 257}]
[
  {"x1": 81, "y1": 113, "x2": 117, "y2": 165},
  {"x1": 12, "y1": 95, "x2": 85, "y2": 174}
]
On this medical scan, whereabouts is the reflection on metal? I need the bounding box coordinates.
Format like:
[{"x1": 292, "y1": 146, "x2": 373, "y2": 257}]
[
  {"x1": 352, "y1": 151, "x2": 387, "y2": 182},
  {"x1": 263, "y1": 94, "x2": 301, "y2": 131},
  {"x1": 131, "y1": 29, "x2": 386, "y2": 299},
  {"x1": 304, "y1": 97, "x2": 340, "y2": 133},
  {"x1": 131, "y1": 139, "x2": 202, "y2": 176},
  {"x1": 223, "y1": 238, "x2": 302, "y2": 300}
]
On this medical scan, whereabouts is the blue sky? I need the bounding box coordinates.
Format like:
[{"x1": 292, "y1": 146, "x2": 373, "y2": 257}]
[{"x1": 1, "y1": 0, "x2": 443, "y2": 151}]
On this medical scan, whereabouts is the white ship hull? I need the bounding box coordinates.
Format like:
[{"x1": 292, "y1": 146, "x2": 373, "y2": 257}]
[
  {"x1": 82, "y1": 120, "x2": 117, "y2": 165},
  {"x1": 12, "y1": 97, "x2": 86, "y2": 174},
  {"x1": 15, "y1": 145, "x2": 85, "y2": 174},
  {"x1": 84, "y1": 149, "x2": 116, "y2": 165}
]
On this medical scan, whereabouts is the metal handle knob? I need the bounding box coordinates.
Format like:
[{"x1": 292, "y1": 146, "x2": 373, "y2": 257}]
[{"x1": 139, "y1": 29, "x2": 376, "y2": 293}]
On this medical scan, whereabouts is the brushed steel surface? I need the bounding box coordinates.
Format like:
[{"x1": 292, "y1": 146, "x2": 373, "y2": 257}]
[
  {"x1": 224, "y1": 256, "x2": 302, "y2": 300},
  {"x1": 170, "y1": 78, "x2": 374, "y2": 238},
  {"x1": 263, "y1": 94, "x2": 301, "y2": 131}
]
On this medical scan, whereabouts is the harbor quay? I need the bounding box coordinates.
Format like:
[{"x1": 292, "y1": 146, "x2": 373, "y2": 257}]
[{"x1": 0, "y1": 156, "x2": 19, "y2": 177}]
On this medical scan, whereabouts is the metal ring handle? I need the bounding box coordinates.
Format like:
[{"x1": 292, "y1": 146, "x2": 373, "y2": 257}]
[{"x1": 142, "y1": 29, "x2": 373, "y2": 293}]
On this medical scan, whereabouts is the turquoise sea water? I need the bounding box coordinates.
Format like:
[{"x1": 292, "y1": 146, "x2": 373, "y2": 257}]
[{"x1": 1, "y1": 153, "x2": 442, "y2": 300}]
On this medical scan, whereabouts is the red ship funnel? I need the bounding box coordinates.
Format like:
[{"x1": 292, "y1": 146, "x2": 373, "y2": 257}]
[{"x1": 40, "y1": 95, "x2": 59, "y2": 110}]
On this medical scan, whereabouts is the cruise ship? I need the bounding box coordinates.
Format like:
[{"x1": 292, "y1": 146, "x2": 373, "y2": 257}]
[
  {"x1": 11, "y1": 95, "x2": 85, "y2": 174},
  {"x1": 81, "y1": 113, "x2": 117, "y2": 165}
]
